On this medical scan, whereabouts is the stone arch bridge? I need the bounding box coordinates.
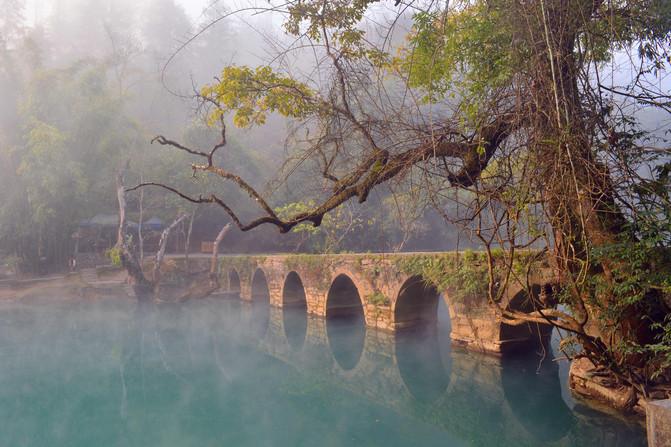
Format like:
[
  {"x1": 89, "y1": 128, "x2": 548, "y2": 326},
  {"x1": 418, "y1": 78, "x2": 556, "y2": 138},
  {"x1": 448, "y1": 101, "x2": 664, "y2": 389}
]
[{"x1": 205, "y1": 252, "x2": 557, "y2": 354}]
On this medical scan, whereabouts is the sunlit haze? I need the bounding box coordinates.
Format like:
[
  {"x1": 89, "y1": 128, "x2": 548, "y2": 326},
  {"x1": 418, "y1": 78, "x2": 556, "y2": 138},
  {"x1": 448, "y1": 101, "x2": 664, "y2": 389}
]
[{"x1": 24, "y1": 0, "x2": 210, "y2": 24}]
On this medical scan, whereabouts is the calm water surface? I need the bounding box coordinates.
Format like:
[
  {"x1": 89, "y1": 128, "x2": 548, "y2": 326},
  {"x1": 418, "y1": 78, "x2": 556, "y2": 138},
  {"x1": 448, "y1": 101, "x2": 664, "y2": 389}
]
[{"x1": 0, "y1": 297, "x2": 646, "y2": 446}]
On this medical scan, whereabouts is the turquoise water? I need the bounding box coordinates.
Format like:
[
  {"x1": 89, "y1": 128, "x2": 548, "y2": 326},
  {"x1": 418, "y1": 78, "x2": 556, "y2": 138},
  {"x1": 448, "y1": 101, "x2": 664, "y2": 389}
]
[{"x1": 0, "y1": 298, "x2": 646, "y2": 446}]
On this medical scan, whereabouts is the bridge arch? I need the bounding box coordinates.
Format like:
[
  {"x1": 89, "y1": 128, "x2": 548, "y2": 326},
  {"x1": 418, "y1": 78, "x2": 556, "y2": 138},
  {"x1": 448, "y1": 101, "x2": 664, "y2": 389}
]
[
  {"x1": 393, "y1": 275, "x2": 441, "y2": 331},
  {"x1": 250, "y1": 268, "x2": 270, "y2": 302},
  {"x1": 248, "y1": 268, "x2": 271, "y2": 339},
  {"x1": 228, "y1": 269, "x2": 241, "y2": 294},
  {"x1": 325, "y1": 273, "x2": 366, "y2": 320},
  {"x1": 326, "y1": 273, "x2": 366, "y2": 371},
  {"x1": 281, "y1": 271, "x2": 307, "y2": 308},
  {"x1": 499, "y1": 284, "x2": 553, "y2": 352},
  {"x1": 281, "y1": 271, "x2": 308, "y2": 351}
]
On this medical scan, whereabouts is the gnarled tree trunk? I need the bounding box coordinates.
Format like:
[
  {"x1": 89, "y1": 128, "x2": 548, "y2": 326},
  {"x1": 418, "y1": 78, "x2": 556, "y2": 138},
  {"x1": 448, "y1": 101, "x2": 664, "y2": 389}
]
[{"x1": 115, "y1": 158, "x2": 190, "y2": 300}]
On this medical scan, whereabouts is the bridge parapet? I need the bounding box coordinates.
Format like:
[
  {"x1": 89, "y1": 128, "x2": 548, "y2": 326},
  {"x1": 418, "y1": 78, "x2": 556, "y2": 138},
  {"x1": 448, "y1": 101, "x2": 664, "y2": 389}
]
[{"x1": 214, "y1": 251, "x2": 557, "y2": 355}]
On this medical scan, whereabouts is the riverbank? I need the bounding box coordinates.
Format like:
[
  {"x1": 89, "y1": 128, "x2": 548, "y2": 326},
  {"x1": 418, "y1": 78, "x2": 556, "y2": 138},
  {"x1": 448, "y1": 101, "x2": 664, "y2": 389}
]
[
  {"x1": 570, "y1": 357, "x2": 670, "y2": 416},
  {"x1": 0, "y1": 268, "x2": 133, "y2": 301}
]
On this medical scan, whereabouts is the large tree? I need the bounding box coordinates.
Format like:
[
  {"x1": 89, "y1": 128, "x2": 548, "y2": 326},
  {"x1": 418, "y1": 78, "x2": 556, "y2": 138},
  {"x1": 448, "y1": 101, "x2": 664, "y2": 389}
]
[{"x1": 144, "y1": 0, "x2": 671, "y2": 396}]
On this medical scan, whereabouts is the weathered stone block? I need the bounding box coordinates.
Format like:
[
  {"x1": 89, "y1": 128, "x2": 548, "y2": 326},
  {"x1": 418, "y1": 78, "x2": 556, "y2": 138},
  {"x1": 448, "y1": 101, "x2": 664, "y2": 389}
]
[{"x1": 647, "y1": 399, "x2": 671, "y2": 447}]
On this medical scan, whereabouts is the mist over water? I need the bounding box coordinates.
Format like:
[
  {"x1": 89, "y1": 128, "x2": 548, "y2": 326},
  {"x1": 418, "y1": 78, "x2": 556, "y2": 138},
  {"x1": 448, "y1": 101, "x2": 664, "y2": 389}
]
[{"x1": 0, "y1": 295, "x2": 646, "y2": 446}]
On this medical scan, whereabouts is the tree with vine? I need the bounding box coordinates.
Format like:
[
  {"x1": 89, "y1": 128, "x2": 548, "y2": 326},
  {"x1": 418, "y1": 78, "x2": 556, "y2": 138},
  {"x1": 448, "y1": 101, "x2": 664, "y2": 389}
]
[{"x1": 135, "y1": 0, "x2": 671, "y2": 402}]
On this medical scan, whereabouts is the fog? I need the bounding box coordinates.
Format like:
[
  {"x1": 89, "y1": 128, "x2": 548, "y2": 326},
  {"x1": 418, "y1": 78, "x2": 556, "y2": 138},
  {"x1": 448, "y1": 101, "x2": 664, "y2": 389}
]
[
  {"x1": 0, "y1": 293, "x2": 646, "y2": 445},
  {"x1": 1, "y1": 0, "x2": 472, "y2": 276},
  {"x1": 7, "y1": 0, "x2": 662, "y2": 275}
]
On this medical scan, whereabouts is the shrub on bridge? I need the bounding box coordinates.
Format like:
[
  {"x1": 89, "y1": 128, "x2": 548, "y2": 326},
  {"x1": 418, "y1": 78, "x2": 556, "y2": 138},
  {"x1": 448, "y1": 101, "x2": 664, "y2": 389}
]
[
  {"x1": 283, "y1": 254, "x2": 331, "y2": 289},
  {"x1": 393, "y1": 250, "x2": 515, "y2": 307},
  {"x1": 217, "y1": 255, "x2": 256, "y2": 280}
]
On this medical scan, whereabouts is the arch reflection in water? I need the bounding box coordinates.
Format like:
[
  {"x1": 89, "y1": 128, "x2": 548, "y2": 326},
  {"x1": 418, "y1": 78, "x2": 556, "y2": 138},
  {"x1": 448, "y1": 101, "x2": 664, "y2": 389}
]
[
  {"x1": 282, "y1": 272, "x2": 307, "y2": 351},
  {"x1": 223, "y1": 299, "x2": 242, "y2": 332},
  {"x1": 395, "y1": 327, "x2": 450, "y2": 402},
  {"x1": 249, "y1": 301, "x2": 270, "y2": 339},
  {"x1": 395, "y1": 294, "x2": 452, "y2": 402},
  {"x1": 326, "y1": 274, "x2": 365, "y2": 371},
  {"x1": 501, "y1": 348, "x2": 576, "y2": 443}
]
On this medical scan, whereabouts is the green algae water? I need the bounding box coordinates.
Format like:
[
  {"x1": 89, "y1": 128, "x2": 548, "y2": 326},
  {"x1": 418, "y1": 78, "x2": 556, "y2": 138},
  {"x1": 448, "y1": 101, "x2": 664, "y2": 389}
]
[{"x1": 0, "y1": 298, "x2": 646, "y2": 446}]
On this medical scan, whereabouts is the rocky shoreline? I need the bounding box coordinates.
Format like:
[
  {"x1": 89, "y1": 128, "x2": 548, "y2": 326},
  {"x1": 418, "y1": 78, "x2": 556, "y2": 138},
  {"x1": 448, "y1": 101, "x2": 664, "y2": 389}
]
[{"x1": 570, "y1": 357, "x2": 671, "y2": 417}]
